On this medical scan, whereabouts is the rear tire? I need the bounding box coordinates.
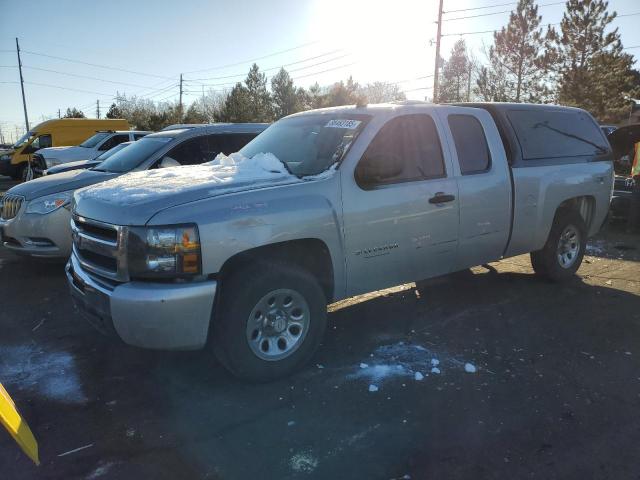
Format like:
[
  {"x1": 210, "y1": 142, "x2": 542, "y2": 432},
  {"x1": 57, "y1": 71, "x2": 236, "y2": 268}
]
[
  {"x1": 212, "y1": 261, "x2": 327, "y2": 382},
  {"x1": 530, "y1": 208, "x2": 587, "y2": 282}
]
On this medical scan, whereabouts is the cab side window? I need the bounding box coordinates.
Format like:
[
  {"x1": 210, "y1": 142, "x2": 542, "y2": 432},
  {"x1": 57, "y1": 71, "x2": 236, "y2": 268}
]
[
  {"x1": 448, "y1": 114, "x2": 491, "y2": 174},
  {"x1": 163, "y1": 137, "x2": 209, "y2": 165},
  {"x1": 99, "y1": 134, "x2": 130, "y2": 151},
  {"x1": 355, "y1": 114, "x2": 445, "y2": 189}
]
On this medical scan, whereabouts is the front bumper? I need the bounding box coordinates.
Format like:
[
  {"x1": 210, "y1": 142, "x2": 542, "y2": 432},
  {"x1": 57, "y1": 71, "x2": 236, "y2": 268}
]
[
  {"x1": 0, "y1": 206, "x2": 72, "y2": 258},
  {"x1": 66, "y1": 254, "x2": 217, "y2": 350}
]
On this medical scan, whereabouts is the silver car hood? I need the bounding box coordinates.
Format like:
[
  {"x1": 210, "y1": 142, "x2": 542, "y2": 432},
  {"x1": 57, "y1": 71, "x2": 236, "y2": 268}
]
[
  {"x1": 38, "y1": 146, "x2": 94, "y2": 161},
  {"x1": 7, "y1": 168, "x2": 118, "y2": 201},
  {"x1": 73, "y1": 163, "x2": 304, "y2": 226}
]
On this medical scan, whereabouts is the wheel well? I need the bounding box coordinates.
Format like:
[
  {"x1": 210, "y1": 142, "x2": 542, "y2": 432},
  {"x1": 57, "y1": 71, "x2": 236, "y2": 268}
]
[
  {"x1": 556, "y1": 196, "x2": 595, "y2": 230},
  {"x1": 217, "y1": 239, "x2": 335, "y2": 302}
]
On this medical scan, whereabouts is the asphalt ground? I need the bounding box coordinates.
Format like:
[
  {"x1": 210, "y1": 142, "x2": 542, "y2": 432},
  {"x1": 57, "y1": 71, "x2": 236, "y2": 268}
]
[{"x1": 0, "y1": 206, "x2": 639, "y2": 479}]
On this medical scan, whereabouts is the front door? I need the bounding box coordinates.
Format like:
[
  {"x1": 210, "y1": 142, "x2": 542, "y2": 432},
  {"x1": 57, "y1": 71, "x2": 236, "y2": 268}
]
[{"x1": 341, "y1": 113, "x2": 460, "y2": 296}]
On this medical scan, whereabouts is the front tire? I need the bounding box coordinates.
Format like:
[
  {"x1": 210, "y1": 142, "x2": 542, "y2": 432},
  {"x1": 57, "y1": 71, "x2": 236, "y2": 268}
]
[
  {"x1": 530, "y1": 209, "x2": 587, "y2": 282},
  {"x1": 212, "y1": 262, "x2": 327, "y2": 382}
]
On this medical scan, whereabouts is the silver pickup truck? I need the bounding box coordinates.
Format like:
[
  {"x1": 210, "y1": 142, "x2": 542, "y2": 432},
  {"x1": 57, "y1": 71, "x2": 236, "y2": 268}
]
[{"x1": 67, "y1": 102, "x2": 613, "y2": 381}]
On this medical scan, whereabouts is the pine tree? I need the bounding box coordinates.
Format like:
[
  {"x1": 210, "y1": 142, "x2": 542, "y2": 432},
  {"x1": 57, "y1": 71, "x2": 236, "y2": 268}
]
[
  {"x1": 217, "y1": 83, "x2": 252, "y2": 122},
  {"x1": 307, "y1": 82, "x2": 325, "y2": 109},
  {"x1": 325, "y1": 76, "x2": 362, "y2": 106},
  {"x1": 489, "y1": 0, "x2": 555, "y2": 102},
  {"x1": 105, "y1": 103, "x2": 123, "y2": 119},
  {"x1": 439, "y1": 39, "x2": 471, "y2": 103},
  {"x1": 245, "y1": 63, "x2": 273, "y2": 122},
  {"x1": 63, "y1": 107, "x2": 85, "y2": 118},
  {"x1": 271, "y1": 68, "x2": 303, "y2": 119},
  {"x1": 555, "y1": 0, "x2": 639, "y2": 122}
]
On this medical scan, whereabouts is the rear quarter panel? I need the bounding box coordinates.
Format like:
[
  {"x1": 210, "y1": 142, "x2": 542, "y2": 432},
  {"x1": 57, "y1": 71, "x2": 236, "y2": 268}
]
[{"x1": 506, "y1": 160, "x2": 613, "y2": 257}]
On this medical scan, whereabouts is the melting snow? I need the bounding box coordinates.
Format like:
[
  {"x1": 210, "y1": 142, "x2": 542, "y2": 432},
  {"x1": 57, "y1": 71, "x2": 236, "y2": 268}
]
[
  {"x1": 360, "y1": 362, "x2": 369, "y2": 369},
  {"x1": 290, "y1": 451, "x2": 319, "y2": 473},
  {"x1": 431, "y1": 367, "x2": 441, "y2": 374},
  {"x1": 368, "y1": 384, "x2": 379, "y2": 392},
  {"x1": 414, "y1": 372, "x2": 424, "y2": 381},
  {"x1": 464, "y1": 363, "x2": 477, "y2": 373},
  {"x1": 0, "y1": 344, "x2": 86, "y2": 404},
  {"x1": 78, "y1": 152, "x2": 336, "y2": 206}
]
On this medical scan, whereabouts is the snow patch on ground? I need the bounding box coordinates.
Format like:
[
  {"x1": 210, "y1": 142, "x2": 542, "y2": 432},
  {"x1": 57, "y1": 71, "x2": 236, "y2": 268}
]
[
  {"x1": 0, "y1": 344, "x2": 87, "y2": 404},
  {"x1": 78, "y1": 152, "x2": 337, "y2": 206},
  {"x1": 586, "y1": 240, "x2": 607, "y2": 256},
  {"x1": 86, "y1": 462, "x2": 116, "y2": 479},
  {"x1": 349, "y1": 342, "x2": 475, "y2": 385},
  {"x1": 290, "y1": 450, "x2": 319, "y2": 473}
]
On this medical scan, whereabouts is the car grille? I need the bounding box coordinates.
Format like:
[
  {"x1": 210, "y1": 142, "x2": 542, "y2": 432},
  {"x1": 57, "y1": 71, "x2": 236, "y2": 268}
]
[
  {"x1": 1, "y1": 194, "x2": 24, "y2": 220},
  {"x1": 71, "y1": 214, "x2": 127, "y2": 282}
]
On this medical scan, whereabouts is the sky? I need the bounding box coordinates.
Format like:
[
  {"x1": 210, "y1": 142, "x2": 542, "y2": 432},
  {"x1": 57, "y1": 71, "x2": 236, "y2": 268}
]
[{"x1": 1, "y1": 0, "x2": 639, "y2": 142}]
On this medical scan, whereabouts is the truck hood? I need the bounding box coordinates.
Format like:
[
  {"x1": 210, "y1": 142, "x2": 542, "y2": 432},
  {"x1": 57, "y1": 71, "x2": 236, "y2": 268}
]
[
  {"x1": 38, "y1": 146, "x2": 95, "y2": 162},
  {"x1": 74, "y1": 153, "x2": 325, "y2": 225},
  {"x1": 7, "y1": 168, "x2": 118, "y2": 201}
]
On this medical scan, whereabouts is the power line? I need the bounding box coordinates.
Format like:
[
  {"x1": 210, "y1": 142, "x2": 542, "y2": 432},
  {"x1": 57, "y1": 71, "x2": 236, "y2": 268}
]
[
  {"x1": 291, "y1": 61, "x2": 358, "y2": 81},
  {"x1": 185, "y1": 49, "x2": 344, "y2": 82},
  {"x1": 442, "y1": 22, "x2": 559, "y2": 37},
  {"x1": 442, "y1": 11, "x2": 640, "y2": 37},
  {"x1": 182, "y1": 40, "x2": 322, "y2": 75},
  {"x1": 24, "y1": 80, "x2": 114, "y2": 96},
  {"x1": 22, "y1": 65, "x2": 164, "y2": 89},
  {"x1": 444, "y1": 2, "x2": 565, "y2": 22},
  {"x1": 186, "y1": 53, "x2": 353, "y2": 88},
  {"x1": 20, "y1": 49, "x2": 174, "y2": 80},
  {"x1": 445, "y1": 1, "x2": 518, "y2": 14}
]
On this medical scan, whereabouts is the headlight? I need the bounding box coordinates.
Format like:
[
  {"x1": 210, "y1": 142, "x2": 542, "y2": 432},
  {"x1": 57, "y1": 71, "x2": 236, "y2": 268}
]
[
  {"x1": 127, "y1": 224, "x2": 201, "y2": 279},
  {"x1": 25, "y1": 191, "x2": 72, "y2": 215},
  {"x1": 44, "y1": 158, "x2": 61, "y2": 168},
  {"x1": 0, "y1": 154, "x2": 11, "y2": 162}
]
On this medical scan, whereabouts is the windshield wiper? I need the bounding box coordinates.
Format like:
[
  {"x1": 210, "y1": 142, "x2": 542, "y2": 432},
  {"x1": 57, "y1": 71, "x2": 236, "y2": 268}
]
[{"x1": 534, "y1": 122, "x2": 608, "y2": 154}]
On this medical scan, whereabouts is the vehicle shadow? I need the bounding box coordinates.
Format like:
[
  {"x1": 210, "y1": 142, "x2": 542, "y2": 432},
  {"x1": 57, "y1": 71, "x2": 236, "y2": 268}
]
[{"x1": 6, "y1": 261, "x2": 640, "y2": 479}]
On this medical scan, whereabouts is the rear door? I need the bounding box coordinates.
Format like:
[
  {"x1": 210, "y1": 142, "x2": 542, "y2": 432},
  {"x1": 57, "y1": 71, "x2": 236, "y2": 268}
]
[
  {"x1": 437, "y1": 107, "x2": 511, "y2": 269},
  {"x1": 341, "y1": 112, "x2": 460, "y2": 296}
]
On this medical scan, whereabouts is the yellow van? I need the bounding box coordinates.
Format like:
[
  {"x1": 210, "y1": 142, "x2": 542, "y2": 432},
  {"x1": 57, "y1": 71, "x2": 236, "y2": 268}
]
[{"x1": 0, "y1": 118, "x2": 129, "y2": 180}]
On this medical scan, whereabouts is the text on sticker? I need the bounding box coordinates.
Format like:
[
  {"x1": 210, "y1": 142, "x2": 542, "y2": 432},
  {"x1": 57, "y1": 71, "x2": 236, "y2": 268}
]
[{"x1": 325, "y1": 119, "x2": 362, "y2": 129}]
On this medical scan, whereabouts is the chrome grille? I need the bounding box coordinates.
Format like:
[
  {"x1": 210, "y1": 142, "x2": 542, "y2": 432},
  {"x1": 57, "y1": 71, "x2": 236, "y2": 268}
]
[
  {"x1": 71, "y1": 215, "x2": 127, "y2": 282},
  {"x1": 0, "y1": 194, "x2": 24, "y2": 220}
]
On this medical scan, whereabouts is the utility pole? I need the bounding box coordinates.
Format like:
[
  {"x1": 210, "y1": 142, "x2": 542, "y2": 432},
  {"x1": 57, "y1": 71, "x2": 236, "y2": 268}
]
[
  {"x1": 466, "y1": 63, "x2": 472, "y2": 102},
  {"x1": 432, "y1": 0, "x2": 444, "y2": 104},
  {"x1": 96, "y1": 99, "x2": 100, "y2": 119},
  {"x1": 16, "y1": 38, "x2": 29, "y2": 131},
  {"x1": 58, "y1": 109, "x2": 61, "y2": 119},
  {"x1": 179, "y1": 74, "x2": 183, "y2": 114}
]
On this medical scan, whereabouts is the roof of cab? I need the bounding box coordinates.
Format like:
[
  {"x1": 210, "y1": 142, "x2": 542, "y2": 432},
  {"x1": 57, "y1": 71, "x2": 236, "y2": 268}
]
[{"x1": 160, "y1": 123, "x2": 269, "y2": 132}]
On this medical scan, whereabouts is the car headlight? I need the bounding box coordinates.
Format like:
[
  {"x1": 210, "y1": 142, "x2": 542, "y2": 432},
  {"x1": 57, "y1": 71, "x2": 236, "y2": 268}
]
[
  {"x1": 0, "y1": 154, "x2": 11, "y2": 162},
  {"x1": 25, "y1": 191, "x2": 72, "y2": 215},
  {"x1": 44, "y1": 158, "x2": 61, "y2": 168},
  {"x1": 127, "y1": 224, "x2": 201, "y2": 279}
]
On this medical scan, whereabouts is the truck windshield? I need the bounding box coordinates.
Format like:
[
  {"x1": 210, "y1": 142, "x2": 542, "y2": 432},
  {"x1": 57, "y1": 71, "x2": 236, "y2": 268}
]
[
  {"x1": 240, "y1": 114, "x2": 371, "y2": 176},
  {"x1": 12, "y1": 131, "x2": 35, "y2": 149},
  {"x1": 79, "y1": 132, "x2": 111, "y2": 148},
  {"x1": 93, "y1": 136, "x2": 173, "y2": 173}
]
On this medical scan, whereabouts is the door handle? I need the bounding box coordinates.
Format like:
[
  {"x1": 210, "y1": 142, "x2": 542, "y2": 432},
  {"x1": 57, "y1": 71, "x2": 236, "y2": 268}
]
[{"x1": 429, "y1": 192, "x2": 456, "y2": 204}]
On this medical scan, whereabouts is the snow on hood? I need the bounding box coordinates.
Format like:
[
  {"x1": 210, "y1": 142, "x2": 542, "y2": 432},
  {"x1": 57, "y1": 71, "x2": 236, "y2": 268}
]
[{"x1": 78, "y1": 152, "x2": 335, "y2": 207}]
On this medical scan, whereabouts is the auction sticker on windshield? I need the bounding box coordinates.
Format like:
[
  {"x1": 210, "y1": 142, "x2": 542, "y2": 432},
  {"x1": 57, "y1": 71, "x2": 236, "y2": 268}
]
[{"x1": 325, "y1": 119, "x2": 362, "y2": 129}]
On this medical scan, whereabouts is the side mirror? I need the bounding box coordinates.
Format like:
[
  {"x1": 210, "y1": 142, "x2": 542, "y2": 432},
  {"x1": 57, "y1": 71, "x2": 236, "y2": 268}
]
[
  {"x1": 356, "y1": 153, "x2": 403, "y2": 185},
  {"x1": 159, "y1": 156, "x2": 180, "y2": 168}
]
